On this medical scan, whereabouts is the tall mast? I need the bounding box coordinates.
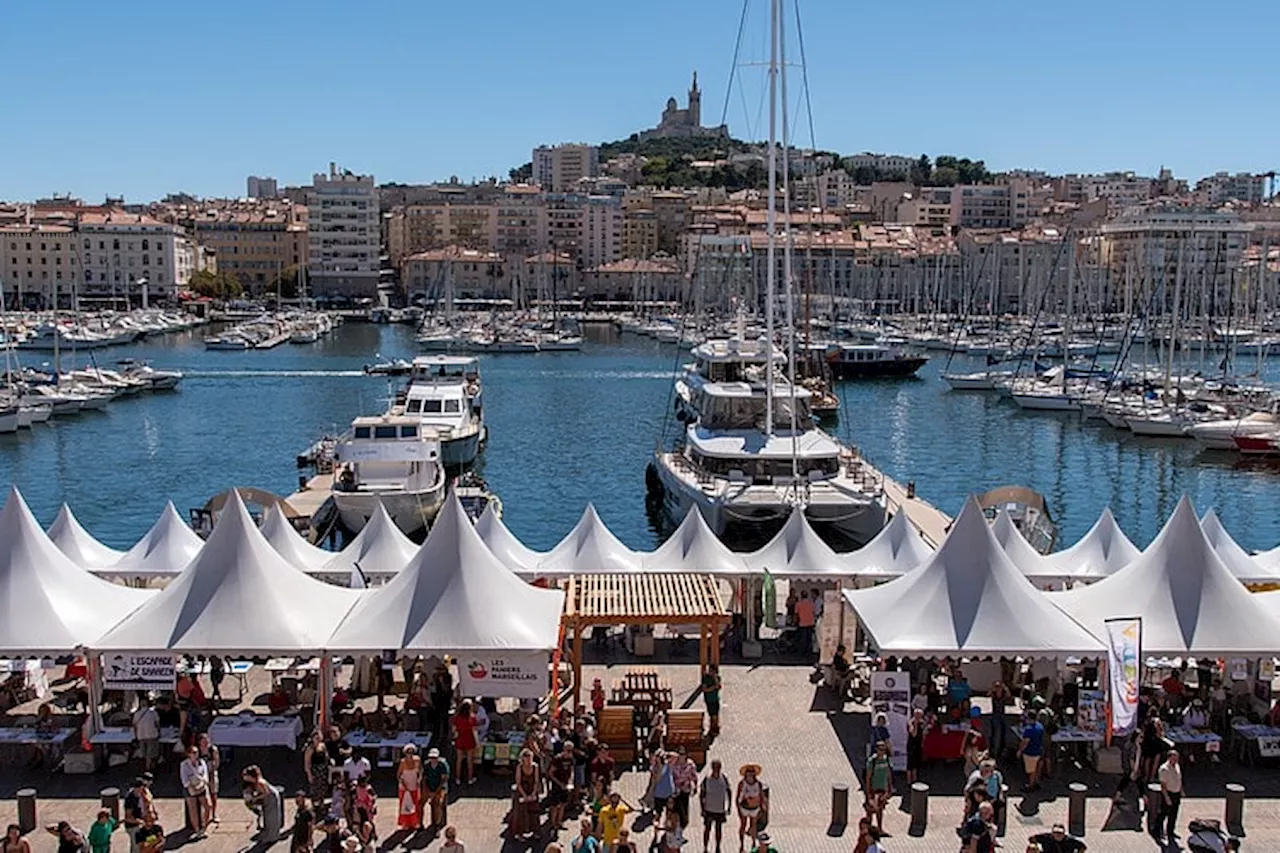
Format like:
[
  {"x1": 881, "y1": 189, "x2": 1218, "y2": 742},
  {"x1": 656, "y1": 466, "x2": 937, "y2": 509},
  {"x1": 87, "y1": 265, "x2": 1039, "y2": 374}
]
[
  {"x1": 764, "y1": 0, "x2": 779, "y2": 437},
  {"x1": 778, "y1": 0, "x2": 800, "y2": 487}
]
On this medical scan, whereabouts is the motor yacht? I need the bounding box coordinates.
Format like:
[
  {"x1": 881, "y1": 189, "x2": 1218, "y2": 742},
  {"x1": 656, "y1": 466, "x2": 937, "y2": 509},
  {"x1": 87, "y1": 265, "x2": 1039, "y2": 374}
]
[
  {"x1": 823, "y1": 342, "x2": 928, "y2": 379},
  {"x1": 391, "y1": 355, "x2": 486, "y2": 468},
  {"x1": 1188, "y1": 410, "x2": 1280, "y2": 450},
  {"x1": 331, "y1": 413, "x2": 447, "y2": 535}
]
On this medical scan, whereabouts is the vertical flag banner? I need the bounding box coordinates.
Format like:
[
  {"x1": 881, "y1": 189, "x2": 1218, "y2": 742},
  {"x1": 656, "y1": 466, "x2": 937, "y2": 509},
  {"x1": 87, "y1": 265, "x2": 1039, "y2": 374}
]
[{"x1": 1105, "y1": 617, "x2": 1142, "y2": 735}]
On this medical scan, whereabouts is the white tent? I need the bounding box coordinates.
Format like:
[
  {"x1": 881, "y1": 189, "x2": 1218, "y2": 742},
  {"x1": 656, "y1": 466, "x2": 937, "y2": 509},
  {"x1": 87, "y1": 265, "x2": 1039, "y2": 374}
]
[
  {"x1": 327, "y1": 494, "x2": 565, "y2": 653},
  {"x1": 0, "y1": 488, "x2": 153, "y2": 654},
  {"x1": 536, "y1": 504, "x2": 640, "y2": 575},
  {"x1": 1039, "y1": 507, "x2": 1141, "y2": 583},
  {"x1": 989, "y1": 508, "x2": 1053, "y2": 580},
  {"x1": 843, "y1": 511, "x2": 933, "y2": 579},
  {"x1": 644, "y1": 507, "x2": 748, "y2": 575},
  {"x1": 1051, "y1": 497, "x2": 1280, "y2": 657},
  {"x1": 474, "y1": 504, "x2": 546, "y2": 577},
  {"x1": 94, "y1": 491, "x2": 360, "y2": 655},
  {"x1": 47, "y1": 504, "x2": 125, "y2": 570},
  {"x1": 260, "y1": 504, "x2": 333, "y2": 573},
  {"x1": 315, "y1": 503, "x2": 417, "y2": 584},
  {"x1": 104, "y1": 501, "x2": 204, "y2": 579},
  {"x1": 745, "y1": 508, "x2": 845, "y2": 577},
  {"x1": 843, "y1": 497, "x2": 1105, "y2": 657},
  {"x1": 1201, "y1": 509, "x2": 1280, "y2": 585}
]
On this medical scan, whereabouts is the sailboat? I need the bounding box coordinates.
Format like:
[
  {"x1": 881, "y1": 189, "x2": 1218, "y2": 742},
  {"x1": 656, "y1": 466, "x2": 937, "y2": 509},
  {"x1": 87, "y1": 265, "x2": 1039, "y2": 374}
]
[{"x1": 645, "y1": 0, "x2": 886, "y2": 545}]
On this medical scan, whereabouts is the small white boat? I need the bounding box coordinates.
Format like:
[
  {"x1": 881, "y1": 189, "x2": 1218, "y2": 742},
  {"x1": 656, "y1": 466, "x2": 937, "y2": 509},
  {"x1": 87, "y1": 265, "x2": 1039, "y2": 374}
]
[{"x1": 331, "y1": 413, "x2": 447, "y2": 535}]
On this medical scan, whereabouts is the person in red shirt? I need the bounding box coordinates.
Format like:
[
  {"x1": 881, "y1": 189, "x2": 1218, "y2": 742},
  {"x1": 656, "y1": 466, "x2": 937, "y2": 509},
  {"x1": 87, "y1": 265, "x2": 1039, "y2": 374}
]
[
  {"x1": 590, "y1": 678, "x2": 606, "y2": 715},
  {"x1": 451, "y1": 700, "x2": 479, "y2": 786},
  {"x1": 794, "y1": 591, "x2": 816, "y2": 658}
]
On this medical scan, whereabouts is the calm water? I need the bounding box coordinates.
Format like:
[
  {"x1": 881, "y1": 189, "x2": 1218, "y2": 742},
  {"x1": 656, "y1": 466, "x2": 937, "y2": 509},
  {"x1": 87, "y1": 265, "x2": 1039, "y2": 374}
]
[{"x1": 3, "y1": 323, "x2": 1280, "y2": 554}]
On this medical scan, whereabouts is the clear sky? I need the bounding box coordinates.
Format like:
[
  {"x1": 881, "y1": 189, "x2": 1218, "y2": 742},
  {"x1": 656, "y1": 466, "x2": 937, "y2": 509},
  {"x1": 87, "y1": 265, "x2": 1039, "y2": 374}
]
[{"x1": 2, "y1": 0, "x2": 1274, "y2": 202}]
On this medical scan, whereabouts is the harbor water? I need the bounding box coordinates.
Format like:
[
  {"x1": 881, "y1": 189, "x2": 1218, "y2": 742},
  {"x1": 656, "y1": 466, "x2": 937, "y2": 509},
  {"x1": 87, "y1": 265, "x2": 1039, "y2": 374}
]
[{"x1": 3, "y1": 322, "x2": 1280, "y2": 553}]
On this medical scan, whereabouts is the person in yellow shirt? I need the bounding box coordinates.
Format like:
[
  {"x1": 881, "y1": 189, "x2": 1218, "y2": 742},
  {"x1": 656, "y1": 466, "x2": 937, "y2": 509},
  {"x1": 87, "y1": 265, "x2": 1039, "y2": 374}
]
[{"x1": 598, "y1": 791, "x2": 632, "y2": 848}]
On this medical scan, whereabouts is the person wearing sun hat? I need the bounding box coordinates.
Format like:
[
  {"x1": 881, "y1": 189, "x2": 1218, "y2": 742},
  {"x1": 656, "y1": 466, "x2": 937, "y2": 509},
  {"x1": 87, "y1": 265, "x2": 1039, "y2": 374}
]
[
  {"x1": 424, "y1": 747, "x2": 451, "y2": 829},
  {"x1": 735, "y1": 764, "x2": 765, "y2": 851}
]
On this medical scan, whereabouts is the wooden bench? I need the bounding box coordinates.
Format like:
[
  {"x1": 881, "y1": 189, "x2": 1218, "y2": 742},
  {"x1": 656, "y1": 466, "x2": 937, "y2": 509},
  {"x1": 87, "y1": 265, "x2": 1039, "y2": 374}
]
[
  {"x1": 665, "y1": 709, "x2": 707, "y2": 766},
  {"x1": 597, "y1": 705, "x2": 637, "y2": 768}
]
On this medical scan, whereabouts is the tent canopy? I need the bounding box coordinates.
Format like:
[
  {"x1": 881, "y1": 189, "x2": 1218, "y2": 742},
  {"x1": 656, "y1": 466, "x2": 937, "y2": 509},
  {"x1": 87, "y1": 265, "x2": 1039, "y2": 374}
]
[
  {"x1": 1201, "y1": 509, "x2": 1280, "y2": 585},
  {"x1": 643, "y1": 508, "x2": 747, "y2": 575},
  {"x1": 260, "y1": 504, "x2": 333, "y2": 573},
  {"x1": 1052, "y1": 497, "x2": 1280, "y2": 657},
  {"x1": 327, "y1": 494, "x2": 564, "y2": 653},
  {"x1": 316, "y1": 502, "x2": 417, "y2": 582},
  {"x1": 47, "y1": 504, "x2": 125, "y2": 570},
  {"x1": 990, "y1": 508, "x2": 1054, "y2": 580},
  {"x1": 105, "y1": 501, "x2": 204, "y2": 578},
  {"x1": 0, "y1": 488, "x2": 153, "y2": 654},
  {"x1": 1040, "y1": 507, "x2": 1141, "y2": 582},
  {"x1": 844, "y1": 497, "x2": 1105, "y2": 657},
  {"x1": 537, "y1": 504, "x2": 640, "y2": 576},
  {"x1": 844, "y1": 511, "x2": 933, "y2": 579},
  {"x1": 745, "y1": 508, "x2": 845, "y2": 578},
  {"x1": 474, "y1": 504, "x2": 545, "y2": 577},
  {"x1": 93, "y1": 491, "x2": 359, "y2": 655}
]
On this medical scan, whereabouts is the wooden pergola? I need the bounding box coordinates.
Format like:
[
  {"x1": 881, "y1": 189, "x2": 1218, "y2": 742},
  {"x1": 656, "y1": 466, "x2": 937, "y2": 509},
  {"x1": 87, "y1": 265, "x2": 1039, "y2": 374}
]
[{"x1": 561, "y1": 572, "x2": 730, "y2": 705}]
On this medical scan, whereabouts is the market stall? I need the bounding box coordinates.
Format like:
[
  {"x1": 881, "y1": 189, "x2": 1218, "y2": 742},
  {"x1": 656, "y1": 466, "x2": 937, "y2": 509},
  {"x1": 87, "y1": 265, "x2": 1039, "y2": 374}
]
[
  {"x1": 312, "y1": 502, "x2": 417, "y2": 585},
  {"x1": 259, "y1": 504, "x2": 333, "y2": 573},
  {"x1": 96, "y1": 500, "x2": 204, "y2": 582},
  {"x1": 47, "y1": 504, "x2": 125, "y2": 571},
  {"x1": 475, "y1": 503, "x2": 546, "y2": 578}
]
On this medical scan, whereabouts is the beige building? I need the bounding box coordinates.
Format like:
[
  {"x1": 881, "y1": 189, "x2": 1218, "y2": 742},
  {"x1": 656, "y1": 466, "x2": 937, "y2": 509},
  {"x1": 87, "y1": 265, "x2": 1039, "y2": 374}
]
[
  {"x1": 78, "y1": 211, "x2": 196, "y2": 304},
  {"x1": 1100, "y1": 208, "x2": 1252, "y2": 304},
  {"x1": 532, "y1": 144, "x2": 599, "y2": 193},
  {"x1": 949, "y1": 179, "x2": 1031, "y2": 230},
  {"x1": 0, "y1": 223, "x2": 79, "y2": 308},
  {"x1": 401, "y1": 245, "x2": 510, "y2": 301},
  {"x1": 622, "y1": 208, "x2": 658, "y2": 259},
  {"x1": 896, "y1": 188, "x2": 953, "y2": 234},
  {"x1": 583, "y1": 257, "x2": 684, "y2": 302},
  {"x1": 173, "y1": 201, "x2": 307, "y2": 294}
]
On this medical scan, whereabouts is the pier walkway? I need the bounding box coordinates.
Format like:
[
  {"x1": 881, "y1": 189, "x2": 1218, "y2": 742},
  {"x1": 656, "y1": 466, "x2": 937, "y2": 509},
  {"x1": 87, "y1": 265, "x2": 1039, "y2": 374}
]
[{"x1": 883, "y1": 473, "x2": 953, "y2": 547}]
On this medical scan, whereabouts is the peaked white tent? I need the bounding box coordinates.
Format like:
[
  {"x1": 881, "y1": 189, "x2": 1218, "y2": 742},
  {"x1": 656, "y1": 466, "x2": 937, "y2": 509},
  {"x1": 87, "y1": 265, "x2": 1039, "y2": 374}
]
[
  {"x1": 260, "y1": 504, "x2": 333, "y2": 573},
  {"x1": 94, "y1": 491, "x2": 360, "y2": 654},
  {"x1": 474, "y1": 504, "x2": 546, "y2": 577},
  {"x1": 0, "y1": 488, "x2": 153, "y2": 654},
  {"x1": 843, "y1": 511, "x2": 933, "y2": 579},
  {"x1": 104, "y1": 501, "x2": 204, "y2": 579},
  {"x1": 989, "y1": 508, "x2": 1054, "y2": 580},
  {"x1": 327, "y1": 494, "x2": 565, "y2": 653},
  {"x1": 1039, "y1": 507, "x2": 1141, "y2": 583},
  {"x1": 1201, "y1": 509, "x2": 1280, "y2": 585},
  {"x1": 1051, "y1": 497, "x2": 1280, "y2": 657},
  {"x1": 745, "y1": 507, "x2": 845, "y2": 577},
  {"x1": 536, "y1": 504, "x2": 641, "y2": 575},
  {"x1": 316, "y1": 503, "x2": 417, "y2": 584},
  {"x1": 843, "y1": 497, "x2": 1104, "y2": 657},
  {"x1": 47, "y1": 504, "x2": 125, "y2": 570},
  {"x1": 643, "y1": 507, "x2": 748, "y2": 575}
]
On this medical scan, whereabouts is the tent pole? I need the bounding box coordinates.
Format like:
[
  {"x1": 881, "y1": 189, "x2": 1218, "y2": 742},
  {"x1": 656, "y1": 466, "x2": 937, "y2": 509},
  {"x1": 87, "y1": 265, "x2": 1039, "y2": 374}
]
[
  {"x1": 574, "y1": 621, "x2": 585, "y2": 708},
  {"x1": 317, "y1": 656, "x2": 333, "y2": 733},
  {"x1": 85, "y1": 652, "x2": 103, "y2": 736}
]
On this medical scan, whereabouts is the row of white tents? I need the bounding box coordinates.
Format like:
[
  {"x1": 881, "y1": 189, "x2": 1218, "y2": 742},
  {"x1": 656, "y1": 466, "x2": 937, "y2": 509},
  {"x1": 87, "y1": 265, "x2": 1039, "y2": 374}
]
[
  {"x1": 0, "y1": 487, "x2": 562, "y2": 657},
  {"x1": 16, "y1": 479, "x2": 1280, "y2": 663}
]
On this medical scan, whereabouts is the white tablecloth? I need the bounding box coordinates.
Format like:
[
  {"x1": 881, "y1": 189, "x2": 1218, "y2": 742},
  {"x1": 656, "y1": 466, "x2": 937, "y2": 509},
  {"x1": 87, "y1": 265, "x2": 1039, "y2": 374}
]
[
  {"x1": 89, "y1": 726, "x2": 181, "y2": 746},
  {"x1": 208, "y1": 715, "x2": 303, "y2": 749},
  {"x1": 346, "y1": 731, "x2": 433, "y2": 751}
]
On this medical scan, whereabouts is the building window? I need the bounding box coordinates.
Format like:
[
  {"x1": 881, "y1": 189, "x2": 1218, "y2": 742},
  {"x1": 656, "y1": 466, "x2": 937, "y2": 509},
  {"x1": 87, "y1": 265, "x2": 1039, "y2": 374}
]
[{"x1": 142, "y1": 239, "x2": 149, "y2": 250}]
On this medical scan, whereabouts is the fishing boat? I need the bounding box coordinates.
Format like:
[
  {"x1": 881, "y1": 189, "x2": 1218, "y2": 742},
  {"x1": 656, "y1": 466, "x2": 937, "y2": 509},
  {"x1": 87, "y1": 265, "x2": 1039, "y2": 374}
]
[{"x1": 823, "y1": 342, "x2": 928, "y2": 379}]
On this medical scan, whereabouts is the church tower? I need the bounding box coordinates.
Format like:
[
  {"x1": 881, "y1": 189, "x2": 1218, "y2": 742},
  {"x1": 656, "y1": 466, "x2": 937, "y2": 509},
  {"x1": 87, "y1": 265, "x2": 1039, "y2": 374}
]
[{"x1": 688, "y1": 71, "x2": 701, "y2": 127}]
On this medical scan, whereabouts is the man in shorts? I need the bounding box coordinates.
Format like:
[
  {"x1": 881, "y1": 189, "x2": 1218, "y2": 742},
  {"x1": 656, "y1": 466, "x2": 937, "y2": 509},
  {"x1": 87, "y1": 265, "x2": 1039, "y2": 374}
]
[
  {"x1": 133, "y1": 701, "x2": 161, "y2": 773},
  {"x1": 699, "y1": 759, "x2": 731, "y2": 853},
  {"x1": 423, "y1": 748, "x2": 450, "y2": 829},
  {"x1": 1017, "y1": 712, "x2": 1045, "y2": 792}
]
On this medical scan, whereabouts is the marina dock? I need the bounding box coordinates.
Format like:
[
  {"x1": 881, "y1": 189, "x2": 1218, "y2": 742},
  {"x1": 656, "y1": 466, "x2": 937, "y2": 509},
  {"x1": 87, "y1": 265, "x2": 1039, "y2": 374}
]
[{"x1": 882, "y1": 474, "x2": 953, "y2": 547}]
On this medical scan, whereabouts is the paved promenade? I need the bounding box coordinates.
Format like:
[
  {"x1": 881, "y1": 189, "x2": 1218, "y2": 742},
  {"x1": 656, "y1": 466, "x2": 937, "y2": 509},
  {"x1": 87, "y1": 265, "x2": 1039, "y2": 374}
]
[{"x1": 2, "y1": 663, "x2": 1277, "y2": 851}]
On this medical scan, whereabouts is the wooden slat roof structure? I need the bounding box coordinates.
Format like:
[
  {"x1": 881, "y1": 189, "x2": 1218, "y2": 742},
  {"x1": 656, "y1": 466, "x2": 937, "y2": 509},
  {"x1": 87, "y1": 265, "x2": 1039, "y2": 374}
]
[{"x1": 562, "y1": 572, "x2": 728, "y2": 625}]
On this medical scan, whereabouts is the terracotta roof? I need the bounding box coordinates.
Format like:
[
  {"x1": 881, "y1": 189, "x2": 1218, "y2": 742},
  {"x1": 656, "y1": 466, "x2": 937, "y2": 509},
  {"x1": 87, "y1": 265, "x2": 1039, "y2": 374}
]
[{"x1": 404, "y1": 245, "x2": 502, "y2": 263}]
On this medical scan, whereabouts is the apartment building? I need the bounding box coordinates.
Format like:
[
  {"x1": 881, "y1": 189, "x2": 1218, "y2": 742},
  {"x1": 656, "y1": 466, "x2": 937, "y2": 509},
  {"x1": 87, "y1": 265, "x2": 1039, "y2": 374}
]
[
  {"x1": 246, "y1": 176, "x2": 279, "y2": 199},
  {"x1": 949, "y1": 179, "x2": 1030, "y2": 229},
  {"x1": 622, "y1": 208, "x2": 658, "y2": 259},
  {"x1": 845, "y1": 152, "x2": 916, "y2": 176},
  {"x1": 1195, "y1": 172, "x2": 1266, "y2": 206},
  {"x1": 307, "y1": 163, "x2": 380, "y2": 298},
  {"x1": 1100, "y1": 208, "x2": 1252, "y2": 304},
  {"x1": 532, "y1": 144, "x2": 600, "y2": 193},
  {"x1": 401, "y1": 246, "x2": 510, "y2": 300},
  {"x1": 169, "y1": 201, "x2": 307, "y2": 294},
  {"x1": 0, "y1": 223, "x2": 79, "y2": 308},
  {"x1": 896, "y1": 188, "x2": 953, "y2": 234}
]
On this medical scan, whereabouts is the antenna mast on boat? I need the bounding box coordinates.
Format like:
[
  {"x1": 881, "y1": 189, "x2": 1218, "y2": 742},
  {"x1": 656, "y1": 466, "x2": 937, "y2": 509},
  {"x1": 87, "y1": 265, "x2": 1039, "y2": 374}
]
[{"x1": 764, "y1": 0, "x2": 779, "y2": 438}]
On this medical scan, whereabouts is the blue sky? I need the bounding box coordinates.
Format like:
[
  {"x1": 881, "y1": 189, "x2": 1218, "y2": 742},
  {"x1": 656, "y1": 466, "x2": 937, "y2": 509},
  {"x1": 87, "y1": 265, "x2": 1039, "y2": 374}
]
[{"x1": 2, "y1": 0, "x2": 1274, "y2": 202}]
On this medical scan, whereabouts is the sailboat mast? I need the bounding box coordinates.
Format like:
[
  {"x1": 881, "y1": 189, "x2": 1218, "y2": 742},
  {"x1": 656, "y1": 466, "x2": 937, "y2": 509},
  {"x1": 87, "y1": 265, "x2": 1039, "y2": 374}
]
[
  {"x1": 764, "y1": 0, "x2": 779, "y2": 438},
  {"x1": 778, "y1": 0, "x2": 800, "y2": 487}
]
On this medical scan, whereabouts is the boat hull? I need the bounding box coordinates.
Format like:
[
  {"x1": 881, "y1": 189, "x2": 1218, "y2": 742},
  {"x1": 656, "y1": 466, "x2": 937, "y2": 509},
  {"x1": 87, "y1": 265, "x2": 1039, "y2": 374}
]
[
  {"x1": 1011, "y1": 393, "x2": 1079, "y2": 411},
  {"x1": 440, "y1": 428, "x2": 483, "y2": 468},
  {"x1": 827, "y1": 357, "x2": 928, "y2": 379},
  {"x1": 1125, "y1": 417, "x2": 1189, "y2": 437},
  {"x1": 332, "y1": 489, "x2": 445, "y2": 536}
]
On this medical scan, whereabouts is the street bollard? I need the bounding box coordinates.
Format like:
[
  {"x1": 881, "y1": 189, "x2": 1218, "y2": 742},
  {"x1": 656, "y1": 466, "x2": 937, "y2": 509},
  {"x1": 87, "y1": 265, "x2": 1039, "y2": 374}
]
[
  {"x1": 100, "y1": 788, "x2": 121, "y2": 822},
  {"x1": 830, "y1": 783, "x2": 849, "y2": 828},
  {"x1": 909, "y1": 781, "x2": 929, "y2": 834},
  {"x1": 1067, "y1": 782, "x2": 1088, "y2": 836},
  {"x1": 16, "y1": 789, "x2": 36, "y2": 834},
  {"x1": 1225, "y1": 783, "x2": 1246, "y2": 834}
]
